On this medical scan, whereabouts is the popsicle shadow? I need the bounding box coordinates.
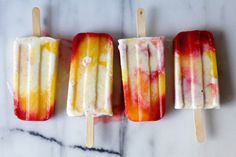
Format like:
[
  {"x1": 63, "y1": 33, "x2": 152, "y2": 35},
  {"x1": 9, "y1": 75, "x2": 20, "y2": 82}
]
[
  {"x1": 146, "y1": 7, "x2": 158, "y2": 37},
  {"x1": 43, "y1": 4, "x2": 72, "y2": 117},
  {"x1": 204, "y1": 30, "x2": 234, "y2": 138},
  {"x1": 43, "y1": 4, "x2": 53, "y2": 37},
  {"x1": 93, "y1": 31, "x2": 125, "y2": 147},
  {"x1": 212, "y1": 30, "x2": 234, "y2": 105},
  {"x1": 164, "y1": 36, "x2": 175, "y2": 117},
  {"x1": 111, "y1": 37, "x2": 125, "y2": 118},
  {"x1": 55, "y1": 38, "x2": 72, "y2": 117}
]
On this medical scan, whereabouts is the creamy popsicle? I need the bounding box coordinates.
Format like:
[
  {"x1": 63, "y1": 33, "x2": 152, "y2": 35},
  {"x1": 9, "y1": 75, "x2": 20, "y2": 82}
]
[
  {"x1": 118, "y1": 37, "x2": 165, "y2": 121},
  {"x1": 13, "y1": 37, "x2": 59, "y2": 121},
  {"x1": 173, "y1": 30, "x2": 219, "y2": 143},
  {"x1": 174, "y1": 30, "x2": 219, "y2": 109},
  {"x1": 118, "y1": 8, "x2": 165, "y2": 122},
  {"x1": 13, "y1": 7, "x2": 59, "y2": 121},
  {"x1": 67, "y1": 33, "x2": 113, "y2": 147},
  {"x1": 67, "y1": 33, "x2": 113, "y2": 117}
]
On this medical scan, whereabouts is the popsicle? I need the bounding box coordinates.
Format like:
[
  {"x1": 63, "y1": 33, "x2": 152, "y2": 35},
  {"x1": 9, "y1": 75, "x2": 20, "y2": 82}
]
[
  {"x1": 67, "y1": 33, "x2": 113, "y2": 147},
  {"x1": 173, "y1": 30, "x2": 220, "y2": 142},
  {"x1": 118, "y1": 8, "x2": 166, "y2": 121},
  {"x1": 13, "y1": 8, "x2": 59, "y2": 121}
]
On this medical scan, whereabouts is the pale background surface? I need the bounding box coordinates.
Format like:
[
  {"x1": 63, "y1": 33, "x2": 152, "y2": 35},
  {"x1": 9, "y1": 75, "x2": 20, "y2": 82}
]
[{"x1": 0, "y1": 0, "x2": 235, "y2": 157}]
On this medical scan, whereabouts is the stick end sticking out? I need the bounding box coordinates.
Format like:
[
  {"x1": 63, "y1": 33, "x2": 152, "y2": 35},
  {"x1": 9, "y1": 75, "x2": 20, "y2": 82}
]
[
  {"x1": 194, "y1": 109, "x2": 205, "y2": 143},
  {"x1": 136, "y1": 8, "x2": 146, "y2": 37},
  {"x1": 32, "y1": 7, "x2": 41, "y2": 36},
  {"x1": 86, "y1": 115, "x2": 94, "y2": 148}
]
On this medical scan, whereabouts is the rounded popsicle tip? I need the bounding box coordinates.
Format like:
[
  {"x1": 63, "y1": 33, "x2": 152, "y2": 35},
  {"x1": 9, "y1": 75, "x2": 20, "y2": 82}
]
[
  {"x1": 86, "y1": 142, "x2": 93, "y2": 148},
  {"x1": 32, "y1": 7, "x2": 40, "y2": 12},
  {"x1": 196, "y1": 134, "x2": 205, "y2": 143},
  {"x1": 137, "y1": 8, "x2": 144, "y2": 15}
]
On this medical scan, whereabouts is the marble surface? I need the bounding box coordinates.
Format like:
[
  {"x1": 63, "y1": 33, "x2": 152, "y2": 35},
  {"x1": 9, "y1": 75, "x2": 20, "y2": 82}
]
[{"x1": 0, "y1": 0, "x2": 236, "y2": 157}]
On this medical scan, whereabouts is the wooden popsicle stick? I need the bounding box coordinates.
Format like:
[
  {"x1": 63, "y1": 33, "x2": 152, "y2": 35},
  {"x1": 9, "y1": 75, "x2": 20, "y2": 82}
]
[
  {"x1": 32, "y1": 7, "x2": 41, "y2": 36},
  {"x1": 136, "y1": 8, "x2": 146, "y2": 37},
  {"x1": 193, "y1": 109, "x2": 205, "y2": 143},
  {"x1": 86, "y1": 114, "x2": 94, "y2": 148}
]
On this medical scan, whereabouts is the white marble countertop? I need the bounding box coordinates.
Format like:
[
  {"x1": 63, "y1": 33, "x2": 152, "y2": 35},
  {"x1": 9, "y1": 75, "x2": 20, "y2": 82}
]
[{"x1": 0, "y1": 0, "x2": 236, "y2": 157}]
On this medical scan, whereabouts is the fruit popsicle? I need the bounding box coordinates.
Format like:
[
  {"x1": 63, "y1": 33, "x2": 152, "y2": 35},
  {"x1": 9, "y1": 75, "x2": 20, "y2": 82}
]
[
  {"x1": 118, "y1": 8, "x2": 165, "y2": 122},
  {"x1": 118, "y1": 37, "x2": 166, "y2": 121},
  {"x1": 67, "y1": 33, "x2": 113, "y2": 117},
  {"x1": 174, "y1": 30, "x2": 219, "y2": 109},
  {"x1": 13, "y1": 37, "x2": 59, "y2": 121}
]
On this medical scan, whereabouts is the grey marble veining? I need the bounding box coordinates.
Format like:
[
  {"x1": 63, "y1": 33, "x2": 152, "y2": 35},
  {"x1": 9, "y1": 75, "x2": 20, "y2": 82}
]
[{"x1": 1, "y1": 0, "x2": 236, "y2": 157}]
